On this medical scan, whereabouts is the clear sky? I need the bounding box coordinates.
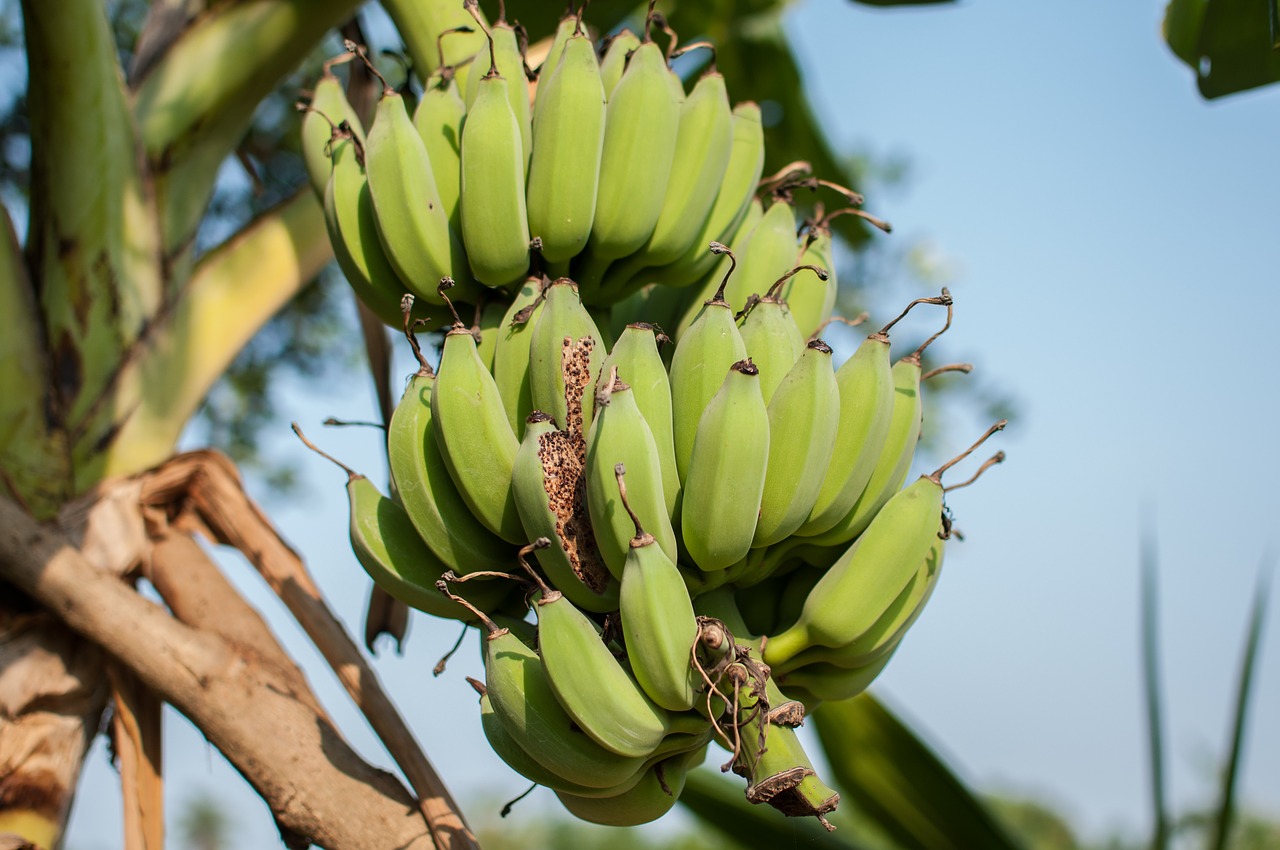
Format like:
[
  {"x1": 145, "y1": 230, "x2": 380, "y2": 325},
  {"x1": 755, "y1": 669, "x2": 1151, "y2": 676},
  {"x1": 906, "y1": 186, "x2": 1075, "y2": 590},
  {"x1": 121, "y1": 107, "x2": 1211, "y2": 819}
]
[{"x1": 63, "y1": 1, "x2": 1279, "y2": 847}]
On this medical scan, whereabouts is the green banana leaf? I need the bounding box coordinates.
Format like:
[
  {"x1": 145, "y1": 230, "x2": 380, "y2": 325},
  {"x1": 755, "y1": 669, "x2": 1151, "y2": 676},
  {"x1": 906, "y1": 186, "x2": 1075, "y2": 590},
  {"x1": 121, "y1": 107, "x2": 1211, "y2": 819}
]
[
  {"x1": 1164, "y1": 0, "x2": 1280, "y2": 98},
  {"x1": 812, "y1": 694, "x2": 1027, "y2": 850},
  {"x1": 1141, "y1": 527, "x2": 1171, "y2": 850}
]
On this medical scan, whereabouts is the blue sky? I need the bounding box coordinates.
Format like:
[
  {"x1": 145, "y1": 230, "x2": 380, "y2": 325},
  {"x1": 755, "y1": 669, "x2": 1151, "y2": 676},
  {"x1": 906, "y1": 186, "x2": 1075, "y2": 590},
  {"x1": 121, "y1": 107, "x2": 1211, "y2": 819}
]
[{"x1": 63, "y1": 1, "x2": 1279, "y2": 846}]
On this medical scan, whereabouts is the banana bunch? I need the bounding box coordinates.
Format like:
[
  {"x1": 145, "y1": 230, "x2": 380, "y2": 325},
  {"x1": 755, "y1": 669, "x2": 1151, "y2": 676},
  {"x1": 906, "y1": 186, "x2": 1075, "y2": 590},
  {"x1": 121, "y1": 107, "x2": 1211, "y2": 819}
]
[
  {"x1": 300, "y1": 1, "x2": 784, "y2": 326},
  {"x1": 297, "y1": 0, "x2": 1010, "y2": 829}
]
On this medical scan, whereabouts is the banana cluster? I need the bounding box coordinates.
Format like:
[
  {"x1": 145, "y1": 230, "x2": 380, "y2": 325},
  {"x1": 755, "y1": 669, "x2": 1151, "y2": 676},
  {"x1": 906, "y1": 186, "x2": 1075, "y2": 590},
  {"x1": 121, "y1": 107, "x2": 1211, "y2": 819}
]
[
  {"x1": 315, "y1": 261, "x2": 1003, "y2": 827},
  {"x1": 300, "y1": 0, "x2": 1006, "y2": 830},
  {"x1": 300, "y1": 4, "x2": 780, "y2": 325}
]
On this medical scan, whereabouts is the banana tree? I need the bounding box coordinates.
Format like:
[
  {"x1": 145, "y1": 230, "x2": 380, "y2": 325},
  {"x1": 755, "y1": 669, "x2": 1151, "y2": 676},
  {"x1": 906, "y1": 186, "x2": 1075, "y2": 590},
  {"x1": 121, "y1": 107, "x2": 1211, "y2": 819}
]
[{"x1": 0, "y1": 2, "x2": 1025, "y2": 850}]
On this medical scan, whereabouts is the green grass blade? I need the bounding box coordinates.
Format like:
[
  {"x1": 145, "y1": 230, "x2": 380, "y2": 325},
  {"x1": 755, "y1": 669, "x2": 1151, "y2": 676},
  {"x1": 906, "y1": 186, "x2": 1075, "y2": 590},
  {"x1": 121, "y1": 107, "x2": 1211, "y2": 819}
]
[
  {"x1": 1142, "y1": 524, "x2": 1171, "y2": 850},
  {"x1": 812, "y1": 694, "x2": 1027, "y2": 850},
  {"x1": 1207, "y1": 554, "x2": 1273, "y2": 850}
]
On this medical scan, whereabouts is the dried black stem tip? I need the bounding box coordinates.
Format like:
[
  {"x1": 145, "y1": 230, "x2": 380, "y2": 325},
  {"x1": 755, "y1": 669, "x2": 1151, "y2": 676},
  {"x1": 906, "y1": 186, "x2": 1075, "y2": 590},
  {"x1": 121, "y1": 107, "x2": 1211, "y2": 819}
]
[
  {"x1": 400, "y1": 295, "x2": 435, "y2": 376},
  {"x1": 944, "y1": 451, "x2": 1006, "y2": 493},
  {"x1": 435, "y1": 25, "x2": 474, "y2": 74},
  {"x1": 643, "y1": 0, "x2": 658, "y2": 42},
  {"x1": 930, "y1": 419, "x2": 1007, "y2": 483},
  {"x1": 878, "y1": 288, "x2": 953, "y2": 337},
  {"x1": 433, "y1": 622, "x2": 469, "y2": 677},
  {"x1": 466, "y1": 676, "x2": 487, "y2": 697},
  {"x1": 912, "y1": 287, "x2": 954, "y2": 358},
  {"x1": 764, "y1": 264, "x2": 828, "y2": 301},
  {"x1": 708, "y1": 242, "x2": 737, "y2": 304},
  {"x1": 595, "y1": 365, "x2": 620, "y2": 409},
  {"x1": 291, "y1": 423, "x2": 357, "y2": 481},
  {"x1": 436, "y1": 276, "x2": 467, "y2": 331},
  {"x1": 922, "y1": 362, "x2": 973, "y2": 381},
  {"x1": 344, "y1": 39, "x2": 392, "y2": 94},
  {"x1": 500, "y1": 783, "x2": 536, "y2": 818},
  {"x1": 323, "y1": 417, "x2": 386, "y2": 430},
  {"x1": 516, "y1": 539, "x2": 556, "y2": 599},
  {"x1": 650, "y1": 11, "x2": 678, "y2": 61},
  {"x1": 758, "y1": 161, "x2": 813, "y2": 194},
  {"x1": 436, "y1": 573, "x2": 503, "y2": 636},
  {"x1": 614, "y1": 463, "x2": 654, "y2": 546}
]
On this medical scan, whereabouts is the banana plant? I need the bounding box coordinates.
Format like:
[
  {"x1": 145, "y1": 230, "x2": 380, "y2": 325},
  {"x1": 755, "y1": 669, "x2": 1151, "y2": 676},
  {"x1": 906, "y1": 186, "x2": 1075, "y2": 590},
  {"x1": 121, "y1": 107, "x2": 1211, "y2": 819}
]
[{"x1": 1164, "y1": 0, "x2": 1280, "y2": 98}]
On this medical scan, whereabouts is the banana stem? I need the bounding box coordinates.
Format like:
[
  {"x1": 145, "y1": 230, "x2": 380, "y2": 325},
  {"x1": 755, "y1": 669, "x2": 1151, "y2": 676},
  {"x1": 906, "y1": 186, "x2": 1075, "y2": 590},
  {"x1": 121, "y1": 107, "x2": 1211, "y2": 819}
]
[
  {"x1": 708, "y1": 242, "x2": 737, "y2": 303},
  {"x1": 879, "y1": 287, "x2": 952, "y2": 336},
  {"x1": 436, "y1": 574, "x2": 503, "y2": 635},
  {"x1": 764, "y1": 263, "x2": 828, "y2": 301},
  {"x1": 943, "y1": 451, "x2": 1006, "y2": 493},
  {"x1": 911, "y1": 287, "x2": 954, "y2": 357},
  {"x1": 921, "y1": 362, "x2": 973, "y2": 381},
  {"x1": 809, "y1": 311, "x2": 870, "y2": 341},
  {"x1": 930, "y1": 420, "x2": 1008, "y2": 482},
  {"x1": 291, "y1": 423, "x2": 358, "y2": 482}
]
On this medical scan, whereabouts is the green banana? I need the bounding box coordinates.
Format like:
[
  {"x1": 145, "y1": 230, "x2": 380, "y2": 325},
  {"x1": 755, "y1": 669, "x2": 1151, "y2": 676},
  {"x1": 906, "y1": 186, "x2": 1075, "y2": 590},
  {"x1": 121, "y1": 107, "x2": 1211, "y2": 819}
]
[
  {"x1": 680, "y1": 359, "x2": 770, "y2": 573},
  {"x1": 585, "y1": 375, "x2": 678, "y2": 579},
  {"x1": 752, "y1": 339, "x2": 840, "y2": 548},
  {"x1": 525, "y1": 21, "x2": 606, "y2": 264},
  {"x1": 598, "y1": 29, "x2": 641, "y2": 97},
  {"x1": 555, "y1": 745, "x2": 707, "y2": 826},
  {"x1": 364, "y1": 86, "x2": 472, "y2": 303},
  {"x1": 492, "y1": 276, "x2": 547, "y2": 437},
  {"x1": 462, "y1": 7, "x2": 532, "y2": 170},
  {"x1": 586, "y1": 33, "x2": 681, "y2": 263},
  {"x1": 736, "y1": 265, "x2": 826, "y2": 405},
  {"x1": 776, "y1": 647, "x2": 900, "y2": 704},
  {"x1": 459, "y1": 21, "x2": 532, "y2": 288},
  {"x1": 296, "y1": 426, "x2": 508, "y2": 621},
  {"x1": 763, "y1": 421, "x2": 1004, "y2": 669},
  {"x1": 721, "y1": 196, "x2": 800, "y2": 313},
  {"x1": 672, "y1": 199, "x2": 763, "y2": 340},
  {"x1": 454, "y1": 601, "x2": 649, "y2": 789},
  {"x1": 540, "y1": 11, "x2": 579, "y2": 79},
  {"x1": 641, "y1": 102, "x2": 765, "y2": 290},
  {"x1": 611, "y1": 463, "x2": 699, "y2": 711},
  {"x1": 628, "y1": 68, "x2": 734, "y2": 271},
  {"x1": 413, "y1": 55, "x2": 468, "y2": 232},
  {"x1": 794, "y1": 333, "x2": 894, "y2": 538},
  {"x1": 528, "y1": 278, "x2": 606, "y2": 437},
  {"x1": 301, "y1": 61, "x2": 364, "y2": 201},
  {"x1": 668, "y1": 246, "x2": 747, "y2": 480},
  {"x1": 387, "y1": 365, "x2": 515, "y2": 574},
  {"x1": 511, "y1": 413, "x2": 619, "y2": 613},
  {"x1": 776, "y1": 537, "x2": 943, "y2": 675},
  {"x1": 473, "y1": 298, "x2": 505, "y2": 372},
  {"x1": 772, "y1": 565, "x2": 825, "y2": 635},
  {"x1": 530, "y1": 576, "x2": 672, "y2": 758},
  {"x1": 781, "y1": 219, "x2": 837, "y2": 340},
  {"x1": 599, "y1": 323, "x2": 679, "y2": 517},
  {"x1": 322, "y1": 130, "x2": 410, "y2": 327},
  {"x1": 431, "y1": 312, "x2": 524, "y2": 543}
]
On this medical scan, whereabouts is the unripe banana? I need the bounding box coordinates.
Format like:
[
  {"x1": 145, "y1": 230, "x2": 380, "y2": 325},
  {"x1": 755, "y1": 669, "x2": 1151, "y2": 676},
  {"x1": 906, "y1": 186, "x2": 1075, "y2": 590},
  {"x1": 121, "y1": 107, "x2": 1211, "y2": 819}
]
[
  {"x1": 462, "y1": 13, "x2": 532, "y2": 170},
  {"x1": 528, "y1": 279, "x2": 606, "y2": 436},
  {"x1": 629, "y1": 69, "x2": 734, "y2": 271},
  {"x1": 641, "y1": 102, "x2": 765, "y2": 290},
  {"x1": 555, "y1": 745, "x2": 707, "y2": 826},
  {"x1": 322, "y1": 132, "x2": 410, "y2": 326},
  {"x1": 782, "y1": 222, "x2": 837, "y2": 340},
  {"x1": 668, "y1": 249, "x2": 748, "y2": 480},
  {"x1": 672, "y1": 200, "x2": 763, "y2": 340},
  {"x1": 804, "y1": 354, "x2": 924, "y2": 548},
  {"x1": 463, "y1": 614, "x2": 648, "y2": 788},
  {"x1": 607, "y1": 463, "x2": 699, "y2": 711},
  {"x1": 736, "y1": 266, "x2": 823, "y2": 405},
  {"x1": 795, "y1": 333, "x2": 894, "y2": 538},
  {"x1": 364, "y1": 89, "x2": 472, "y2": 303},
  {"x1": 531, "y1": 581, "x2": 671, "y2": 758},
  {"x1": 387, "y1": 367, "x2": 516, "y2": 574},
  {"x1": 431, "y1": 322, "x2": 524, "y2": 542},
  {"x1": 777, "y1": 537, "x2": 943, "y2": 674},
  {"x1": 681, "y1": 359, "x2": 770, "y2": 572},
  {"x1": 540, "y1": 11, "x2": 580, "y2": 79},
  {"x1": 587, "y1": 38, "x2": 681, "y2": 263},
  {"x1": 764, "y1": 464, "x2": 964, "y2": 669},
  {"x1": 722, "y1": 196, "x2": 800, "y2": 312},
  {"x1": 413, "y1": 65, "x2": 467, "y2": 231},
  {"x1": 526, "y1": 26, "x2": 606, "y2": 264},
  {"x1": 473, "y1": 299, "x2": 505, "y2": 372},
  {"x1": 296, "y1": 429, "x2": 510, "y2": 621},
  {"x1": 772, "y1": 565, "x2": 825, "y2": 635},
  {"x1": 302, "y1": 67, "x2": 364, "y2": 201},
  {"x1": 511, "y1": 413, "x2": 619, "y2": 613},
  {"x1": 599, "y1": 29, "x2": 641, "y2": 97},
  {"x1": 586, "y1": 377, "x2": 678, "y2": 578},
  {"x1": 779, "y1": 650, "x2": 901, "y2": 704},
  {"x1": 752, "y1": 339, "x2": 840, "y2": 548},
  {"x1": 459, "y1": 51, "x2": 531, "y2": 288},
  {"x1": 492, "y1": 276, "x2": 546, "y2": 437},
  {"x1": 599, "y1": 323, "x2": 680, "y2": 517}
]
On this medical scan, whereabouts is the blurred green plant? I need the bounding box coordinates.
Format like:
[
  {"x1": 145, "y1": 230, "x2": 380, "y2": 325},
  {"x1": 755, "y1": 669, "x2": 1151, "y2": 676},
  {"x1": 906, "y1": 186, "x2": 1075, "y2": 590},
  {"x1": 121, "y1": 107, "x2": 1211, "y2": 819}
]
[{"x1": 1163, "y1": 0, "x2": 1280, "y2": 98}]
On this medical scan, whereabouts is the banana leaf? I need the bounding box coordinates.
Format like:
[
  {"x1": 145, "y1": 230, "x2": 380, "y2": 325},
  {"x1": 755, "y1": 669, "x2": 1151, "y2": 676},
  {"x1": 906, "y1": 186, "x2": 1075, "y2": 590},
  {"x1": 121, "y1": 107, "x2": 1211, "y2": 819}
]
[
  {"x1": 1163, "y1": 0, "x2": 1280, "y2": 98},
  {"x1": 812, "y1": 693, "x2": 1027, "y2": 850}
]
